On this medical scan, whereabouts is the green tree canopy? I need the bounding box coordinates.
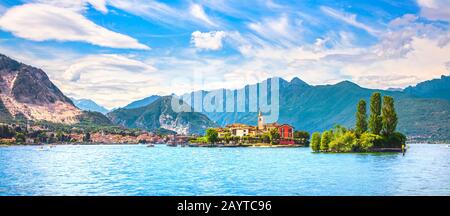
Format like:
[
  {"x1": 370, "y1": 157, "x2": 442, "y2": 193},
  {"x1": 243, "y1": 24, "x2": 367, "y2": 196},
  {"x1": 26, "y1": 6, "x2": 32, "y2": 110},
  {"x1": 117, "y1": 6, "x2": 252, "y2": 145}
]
[
  {"x1": 381, "y1": 96, "x2": 398, "y2": 136},
  {"x1": 359, "y1": 132, "x2": 382, "y2": 151},
  {"x1": 369, "y1": 92, "x2": 382, "y2": 135},
  {"x1": 15, "y1": 132, "x2": 26, "y2": 143},
  {"x1": 320, "y1": 131, "x2": 332, "y2": 151},
  {"x1": 294, "y1": 131, "x2": 310, "y2": 140},
  {"x1": 269, "y1": 128, "x2": 280, "y2": 144},
  {"x1": 311, "y1": 132, "x2": 321, "y2": 152},
  {"x1": 205, "y1": 128, "x2": 219, "y2": 144},
  {"x1": 355, "y1": 99, "x2": 368, "y2": 135}
]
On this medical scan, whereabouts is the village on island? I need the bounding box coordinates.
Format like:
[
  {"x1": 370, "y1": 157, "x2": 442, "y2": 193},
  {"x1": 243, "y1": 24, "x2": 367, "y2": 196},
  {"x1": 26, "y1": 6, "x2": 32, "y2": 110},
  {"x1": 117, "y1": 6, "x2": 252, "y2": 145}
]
[{"x1": 189, "y1": 111, "x2": 307, "y2": 147}]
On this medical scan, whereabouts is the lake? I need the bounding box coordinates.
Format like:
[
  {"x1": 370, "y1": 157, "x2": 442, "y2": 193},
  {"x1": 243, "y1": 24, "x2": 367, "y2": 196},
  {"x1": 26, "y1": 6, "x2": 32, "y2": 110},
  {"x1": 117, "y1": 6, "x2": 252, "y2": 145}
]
[{"x1": 0, "y1": 144, "x2": 449, "y2": 196}]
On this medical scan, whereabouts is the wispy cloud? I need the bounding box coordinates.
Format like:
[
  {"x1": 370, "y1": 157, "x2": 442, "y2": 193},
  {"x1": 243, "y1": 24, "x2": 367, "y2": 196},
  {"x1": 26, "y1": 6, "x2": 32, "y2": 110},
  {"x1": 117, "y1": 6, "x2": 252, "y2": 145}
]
[
  {"x1": 61, "y1": 54, "x2": 160, "y2": 108},
  {"x1": 189, "y1": 3, "x2": 216, "y2": 26},
  {"x1": 320, "y1": 6, "x2": 380, "y2": 35},
  {"x1": 248, "y1": 14, "x2": 302, "y2": 46},
  {"x1": 30, "y1": 0, "x2": 108, "y2": 13},
  {"x1": 107, "y1": 0, "x2": 219, "y2": 28},
  {"x1": 0, "y1": 3, "x2": 149, "y2": 50},
  {"x1": 107, "y1": 0, "x2": 179, "y2": 24},
  {"x1": 416, "y1": 0, "x2": 450, "y2": 22}
]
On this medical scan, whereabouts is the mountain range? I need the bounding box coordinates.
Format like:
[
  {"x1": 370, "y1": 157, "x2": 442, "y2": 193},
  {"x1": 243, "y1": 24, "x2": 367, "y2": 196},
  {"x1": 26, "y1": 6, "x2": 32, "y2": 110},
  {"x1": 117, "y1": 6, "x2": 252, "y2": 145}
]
[
  {"x1": 115, "y1": 76, "x2": 450, "y2": 142},
  {"x1": 1, "y1": 53, "x2": 449, "y2": 141},
  {"x1": 404, "y1": 75, "x2": 450, "y2": 101},
  {"x1": 122, "y1": 95, "x2": 160, "y2": 110},
  {"x1": 71, "y1": 98, "x2": 109, "y2": 114}
]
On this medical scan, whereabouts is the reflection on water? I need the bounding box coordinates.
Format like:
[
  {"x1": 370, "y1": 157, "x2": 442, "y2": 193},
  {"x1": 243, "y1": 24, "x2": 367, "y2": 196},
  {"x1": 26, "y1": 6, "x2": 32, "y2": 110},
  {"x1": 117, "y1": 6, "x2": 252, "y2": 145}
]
[{"x1": 0, "y1": 144, "x2": 449, "y2": 195}]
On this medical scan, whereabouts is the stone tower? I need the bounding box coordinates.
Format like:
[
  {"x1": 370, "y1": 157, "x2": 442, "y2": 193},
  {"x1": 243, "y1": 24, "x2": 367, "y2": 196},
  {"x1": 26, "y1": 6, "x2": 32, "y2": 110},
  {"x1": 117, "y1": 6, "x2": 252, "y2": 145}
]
[{"x1": 258, "y1": 110, "x2": 264, "y2": 130}]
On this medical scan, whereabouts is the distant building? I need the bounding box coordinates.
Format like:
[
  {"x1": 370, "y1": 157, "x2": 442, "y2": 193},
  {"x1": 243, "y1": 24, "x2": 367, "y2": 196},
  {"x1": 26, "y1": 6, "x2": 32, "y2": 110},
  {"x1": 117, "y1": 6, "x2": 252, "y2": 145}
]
[
  {"x1": 278, "y1": 124, "x2": 294, "y2": 139},
  {"x1": 257, "y1": 111, "x2": 295, "y2": 144},
  {"x1": 225, "y1": 123, "x2": 257, "y2": 137},
  {"x1": 257, "y1": 111, "x2": 280, "y2": 133},
  {"x1": 215, "y1": 127, "x2": 230, "y2": 138},
  {"x1": 212, "y1": 111, "x2": 296, "y2": 144}
]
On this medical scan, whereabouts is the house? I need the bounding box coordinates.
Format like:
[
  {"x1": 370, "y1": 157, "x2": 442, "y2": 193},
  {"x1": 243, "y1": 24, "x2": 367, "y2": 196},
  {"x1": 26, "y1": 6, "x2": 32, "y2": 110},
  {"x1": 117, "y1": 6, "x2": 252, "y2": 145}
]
[
  {"x1": 214, "y1": 128, "x2": 230, "y2": 138},
  {"x1": 278, "y1": 124, "x2": 295, "y2": 145},
  {"x1": 278, "y1": 124, "x2": 294, "y2": 139},
  {"x1": 225, "y1": 123, "x2": 257, "y2": 137}
]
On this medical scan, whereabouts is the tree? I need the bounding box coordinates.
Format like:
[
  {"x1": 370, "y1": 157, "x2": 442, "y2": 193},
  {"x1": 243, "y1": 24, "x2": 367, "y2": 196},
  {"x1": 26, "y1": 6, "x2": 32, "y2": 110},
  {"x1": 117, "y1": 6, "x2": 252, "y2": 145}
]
[
  {"x1": 268, "y1": 128, "x2": 280, "y2": 144},
  {"x1": 294, "y1": 131, "x2": 310, "y2": 140},
  {"x1": 355, "y1": 99, "x2": 368, "y2": 135},
  {"x1": 329, "y1": 131, "x2": 356, "y2": 152},
  {"x1": 205, "y1": 128, "x2": 219, "y2": 144},
  {"x1": 293, "y1": 131, "x2": 310, "y2": 146},
  {"x1": 0, "y1": 125, "x2": 14, "y2": 138},
  {"x1": 37, "y1": 131, "x2": 48, "y2": 143},
  {"x1": 382, "y1": 132, "x2": 406, "y2": 148},
  {"x1": 261, "y1": 133, "x2": 270, "y2": 143},
  {"x1": 56, "y1": 131, "x2": 64, "y2": 142},
  {"x1": 311, "y1": 132, "x2": 321, "y2": 152},
  {"x1": 359, "y1": 132, "x2": 382, "y2": 151},
  {"x1": 83, "y1": 132, "x2": 91, "y2": 142},
  {"x1": 320, "y1": 131, "x2": 332, "y2": 151},
  {"x1": 223, "y1": 132, "x2": 231, "y2": 144},
  {"x1": 381, "y1": 96, "x2": 398, "y2": 136},
  {"x1": 15, "y1": 132, "x2": 26, "y2": 143},
  {"x1": 369, "y1": 92, "x2": 382, "y2": 135}
]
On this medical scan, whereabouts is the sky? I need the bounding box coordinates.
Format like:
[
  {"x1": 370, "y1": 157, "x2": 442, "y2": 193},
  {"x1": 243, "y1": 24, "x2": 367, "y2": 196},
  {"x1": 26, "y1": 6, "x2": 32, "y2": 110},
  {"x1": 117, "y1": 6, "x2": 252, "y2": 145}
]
[{"x1": 0, "y1": 0, "x2": 449, "y2": 109}]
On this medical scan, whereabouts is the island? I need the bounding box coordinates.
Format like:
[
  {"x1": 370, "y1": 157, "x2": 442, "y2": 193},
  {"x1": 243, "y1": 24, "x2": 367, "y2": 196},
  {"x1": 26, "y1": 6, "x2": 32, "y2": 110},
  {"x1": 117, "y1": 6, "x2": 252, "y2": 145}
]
[{"x1": 310, "y1": 92, "x2": 406, "y2": 153}]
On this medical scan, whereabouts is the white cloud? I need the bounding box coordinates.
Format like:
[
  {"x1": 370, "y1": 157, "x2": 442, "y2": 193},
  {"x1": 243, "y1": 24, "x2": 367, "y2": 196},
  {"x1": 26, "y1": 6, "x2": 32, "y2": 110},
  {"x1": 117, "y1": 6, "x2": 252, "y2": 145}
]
[
  {"x1": 61, "y1": 54, "x2": 161, "y2": 108},
  {"x1": 107, "y1": 0, "x2": 178, "y2": 23},
  {"x1": 88, "y1": 0, "x2": 107, "y2": 13},
  {"x1": 33, "y1": 0, "x2": 108, "y2": 13},
  {"x1": 0, "y1": 3, "x2": 149, "y2": 50},
  {"x1": 189, "y1": 3, "x2": 216, "y2": 26},
  {"x1": 375, "y1": 14, "x2": 450, "y2": 59},
  {"x1": 417, "y1": 0, "x2": 450, "y2": 22},
  {"x1": 389, "y1": 14, "x2": 418, "y2": 27},
  {"x1": 346, "y1": 37, "x2": 450, "y2": 88},
  {"x1": 191, "y1": 31, "x2": 226, "y2": 50},
  {"x1": 320, "y1": 6, "x2": 380, "y2": 35},
  {"x1": 107, "y1": 0, "x2": 218, "y2": 28},
  {"x1": 248, "y1": 14, "x2": 301, "y2": 45}
]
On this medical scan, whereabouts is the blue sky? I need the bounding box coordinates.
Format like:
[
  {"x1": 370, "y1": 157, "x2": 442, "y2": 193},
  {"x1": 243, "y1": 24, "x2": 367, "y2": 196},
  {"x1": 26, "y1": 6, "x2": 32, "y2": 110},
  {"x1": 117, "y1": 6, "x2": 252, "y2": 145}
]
[{"x1": 0, "y1": 0, "x2": 449, "y2": 108}]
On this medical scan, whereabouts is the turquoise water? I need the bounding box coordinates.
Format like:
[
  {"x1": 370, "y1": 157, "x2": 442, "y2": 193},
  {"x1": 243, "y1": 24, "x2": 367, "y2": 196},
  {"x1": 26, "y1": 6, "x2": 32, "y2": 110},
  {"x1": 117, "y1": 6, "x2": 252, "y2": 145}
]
[{"x1": 0, "y1": 144, "x2": 449, "y2": 196}]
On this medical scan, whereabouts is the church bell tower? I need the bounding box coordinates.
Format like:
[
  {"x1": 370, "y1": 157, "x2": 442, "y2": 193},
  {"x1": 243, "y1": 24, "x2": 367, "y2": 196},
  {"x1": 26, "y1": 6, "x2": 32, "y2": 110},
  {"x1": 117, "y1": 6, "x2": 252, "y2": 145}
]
[{"x1": 258, "y1": 110, "x2": 264, "y2": 130}]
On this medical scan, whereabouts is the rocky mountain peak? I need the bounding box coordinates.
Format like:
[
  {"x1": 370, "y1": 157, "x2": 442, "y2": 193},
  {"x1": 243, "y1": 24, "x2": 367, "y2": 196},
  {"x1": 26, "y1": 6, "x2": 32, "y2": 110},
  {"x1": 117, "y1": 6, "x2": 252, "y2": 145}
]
[{"x1": 0, "y1": 54, "x2": 81, "y2": 124}]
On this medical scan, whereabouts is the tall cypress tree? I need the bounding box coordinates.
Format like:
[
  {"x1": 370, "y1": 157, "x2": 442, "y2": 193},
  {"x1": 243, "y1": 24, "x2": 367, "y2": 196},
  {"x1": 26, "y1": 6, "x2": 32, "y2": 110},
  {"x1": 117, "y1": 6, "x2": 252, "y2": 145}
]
[
  {"x1": 369, "y1": 92, "x2": 382, "y2": 135},
  {"x1": 382, "y1": 96, "x2": 398, "y2": 136},
  {"x1": 355, "y1": 99, "x2": 368, "y2": 135},
  {"x1": 320, "y1": 131, "x2": 332, "y2": 151},
  {"x1": 311, "y1": 132, "x2": 321, "y2": 152}
]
